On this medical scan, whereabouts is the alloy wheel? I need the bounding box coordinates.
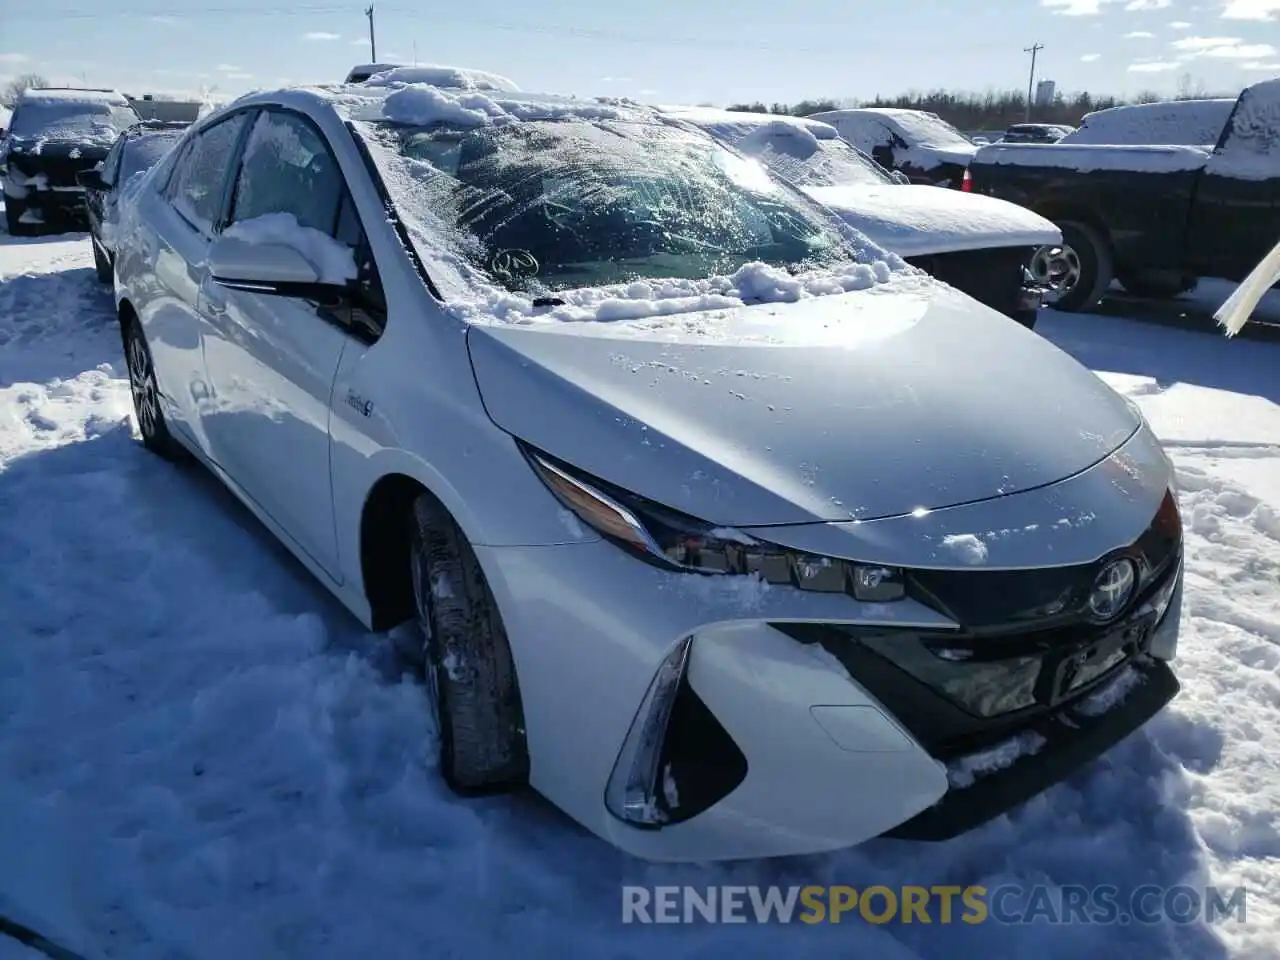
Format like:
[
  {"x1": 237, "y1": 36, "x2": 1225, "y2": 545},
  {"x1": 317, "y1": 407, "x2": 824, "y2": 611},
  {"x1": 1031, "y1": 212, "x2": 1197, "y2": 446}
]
[
  {"x1": 126, "y1": 327, "x2": 161, "y2": 441},
  {"x1": 1029, "y1": 244, "x2": 1081, "y2": 304}
]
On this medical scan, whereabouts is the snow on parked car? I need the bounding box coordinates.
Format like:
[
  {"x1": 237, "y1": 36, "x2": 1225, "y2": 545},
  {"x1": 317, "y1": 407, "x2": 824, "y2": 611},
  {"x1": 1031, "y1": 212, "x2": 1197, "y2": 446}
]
[
  {"x1": 109, "y1": 78, "x2": 1185, "y2": 863},
  {"x1": 663, "y1": 105, "x2": 1060, "y2": 327},
  {"x1": 1060, "y1": 98, "x2": 1237, "y2": 149},
  {"x1": 807, "y1": 106, "x2": 979, "y2": 188},
  {"x1": 0, "y1": 87, "x2": 141, "y2": 235}
]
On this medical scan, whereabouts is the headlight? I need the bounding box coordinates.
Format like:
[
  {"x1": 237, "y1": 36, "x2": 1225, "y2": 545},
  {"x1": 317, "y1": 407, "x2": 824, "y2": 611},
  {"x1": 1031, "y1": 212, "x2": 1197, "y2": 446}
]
[{"x1": 521, "y1": 443, "x2": 905, "y2": 601}]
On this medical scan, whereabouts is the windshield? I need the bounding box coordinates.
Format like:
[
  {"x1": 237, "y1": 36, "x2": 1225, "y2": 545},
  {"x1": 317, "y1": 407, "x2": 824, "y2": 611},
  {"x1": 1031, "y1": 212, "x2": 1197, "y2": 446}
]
[
  {"x1": 357, "y1": 118, "x2": 864, "y2": 295},
  {"x1": 120, "y1": 132, "x2": 182, "y2": 182},
  {"x1": 889, "y1": 112, "x2": 973, "y2": 150},
  {"x1": 736, "y1": 131, "x2": 893, "y2": 187},
  {"x1": 11, "y1": 100, "x2": 138, "y2": 140}
]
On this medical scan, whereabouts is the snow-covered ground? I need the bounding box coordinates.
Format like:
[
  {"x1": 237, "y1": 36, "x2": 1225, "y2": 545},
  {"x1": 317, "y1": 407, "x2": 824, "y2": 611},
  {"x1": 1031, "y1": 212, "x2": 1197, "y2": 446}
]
[{"x1": 0, "y1": 227, "x2": 1277, "y2": 960}]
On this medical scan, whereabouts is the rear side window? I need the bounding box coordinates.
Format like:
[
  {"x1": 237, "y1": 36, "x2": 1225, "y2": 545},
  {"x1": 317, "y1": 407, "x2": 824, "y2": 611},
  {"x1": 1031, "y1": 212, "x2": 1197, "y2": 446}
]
[
  {"x1": 166, "y1": 112, "x2": 249, "y2": 233},
  {"x1": 229, "y1": 110, "x2": 345, "y2": 232}
]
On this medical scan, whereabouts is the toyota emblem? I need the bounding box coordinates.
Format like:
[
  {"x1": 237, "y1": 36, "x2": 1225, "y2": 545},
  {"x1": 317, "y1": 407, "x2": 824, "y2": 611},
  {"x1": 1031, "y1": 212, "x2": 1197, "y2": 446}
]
[{"x1": 1088, "y1": 558, "x2": 1137, "y2": 621}]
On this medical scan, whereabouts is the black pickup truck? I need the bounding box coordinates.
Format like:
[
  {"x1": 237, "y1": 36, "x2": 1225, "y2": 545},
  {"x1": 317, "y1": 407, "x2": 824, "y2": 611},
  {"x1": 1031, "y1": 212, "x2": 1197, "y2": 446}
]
[{"x1": 967, "y1": 78, "x2": 1280, "y2": 311}]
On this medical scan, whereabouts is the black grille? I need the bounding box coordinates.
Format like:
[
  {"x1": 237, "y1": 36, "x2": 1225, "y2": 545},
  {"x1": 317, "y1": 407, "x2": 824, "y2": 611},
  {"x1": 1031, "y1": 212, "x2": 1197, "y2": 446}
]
[
  {"x1": 10, "y1": 152, "x2": 104, "y2": 189},
  {"x1": 772, "y1": 491, "x2": 1183, "y2": 760},
  {"x1": 906, "y1": 245, "x2": 1034, "y2": 317}
]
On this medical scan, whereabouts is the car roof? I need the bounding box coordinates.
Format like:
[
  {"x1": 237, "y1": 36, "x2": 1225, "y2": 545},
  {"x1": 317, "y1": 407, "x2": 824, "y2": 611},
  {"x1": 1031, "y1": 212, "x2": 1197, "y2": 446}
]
[
  {"x1": 659, "y1": 105, "x2": 841, "y2": 140},
  {"x1": 344, "y1": 63, "x2": 520, "y2": 92},
  {"x1": 19, "y1": 87, "x2": 131, "y2": 106},
  {"x1": 221, "y1": 82, "x2": 662, "y2": 129}
]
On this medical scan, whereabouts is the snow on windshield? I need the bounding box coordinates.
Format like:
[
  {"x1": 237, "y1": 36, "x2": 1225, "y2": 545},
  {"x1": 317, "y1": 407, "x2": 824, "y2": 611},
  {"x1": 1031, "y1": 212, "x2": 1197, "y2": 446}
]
[
  {"x1": 10, "y1": 101, "x2": 136, "y2": 142},
  {"x1": 350, "y1": 97, "x2": 903, "y2": 322},
  {"x1": 735, "y1": 125, "x2": 892, "y2": 187},
  {"x1": 887, "y1": 111, "x2": 974, "y2": 150}
]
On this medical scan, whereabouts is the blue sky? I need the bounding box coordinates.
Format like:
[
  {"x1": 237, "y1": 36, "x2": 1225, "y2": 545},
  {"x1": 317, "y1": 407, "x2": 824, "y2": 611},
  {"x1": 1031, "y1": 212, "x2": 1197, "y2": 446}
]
[{"x1": 1, "y1": 0, "x2": 1277, "y2": 105}]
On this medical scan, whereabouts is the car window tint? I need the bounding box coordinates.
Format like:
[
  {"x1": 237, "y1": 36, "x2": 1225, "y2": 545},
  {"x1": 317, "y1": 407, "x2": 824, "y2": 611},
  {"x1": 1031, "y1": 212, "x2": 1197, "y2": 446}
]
[
  {"x1": 230, "y1": 111, "x2": 344, "y2": 233},
  {"x1": 169, "y1": 112, "x2": 249, "y2": 233}
]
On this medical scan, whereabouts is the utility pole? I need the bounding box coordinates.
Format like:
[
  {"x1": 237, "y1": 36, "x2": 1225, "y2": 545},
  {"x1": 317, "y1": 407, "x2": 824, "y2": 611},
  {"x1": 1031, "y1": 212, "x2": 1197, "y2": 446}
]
[
  {"x1": 1024, "y1": 42, "x2": 1044, "y2": 122},
  {"x1": 365, "y1": 4, "x2": 377, "y2": 62}
]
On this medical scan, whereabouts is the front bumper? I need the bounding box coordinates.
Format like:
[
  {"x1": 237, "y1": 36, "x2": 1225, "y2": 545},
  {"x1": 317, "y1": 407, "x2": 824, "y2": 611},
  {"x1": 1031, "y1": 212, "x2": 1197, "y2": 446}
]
[
  {"x1": 478, "y1": 470, "x2": 1183, "y2": 862},
  {"x1": 906, "y1": 245, "x2": 1047, "y2": 319}
]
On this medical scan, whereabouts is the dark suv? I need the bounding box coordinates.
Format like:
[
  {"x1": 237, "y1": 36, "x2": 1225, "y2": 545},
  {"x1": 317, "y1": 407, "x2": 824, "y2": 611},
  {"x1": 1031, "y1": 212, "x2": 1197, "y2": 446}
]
[{"x1": 1, "y1": 87, "x2": 140, "y2": 235}]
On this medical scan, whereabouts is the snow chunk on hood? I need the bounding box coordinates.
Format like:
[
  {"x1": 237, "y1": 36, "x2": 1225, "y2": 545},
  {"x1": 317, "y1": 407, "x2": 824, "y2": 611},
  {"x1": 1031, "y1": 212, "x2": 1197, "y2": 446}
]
[
  {"x1": 361, "y1": 64, "x2": 521, "y2": 93},
  {"x1": 222, "y1": 212, "x2": 357, "y2": 283},
  {"x1": 450, "y1": 259, "x2": 901, "y2": 327}
]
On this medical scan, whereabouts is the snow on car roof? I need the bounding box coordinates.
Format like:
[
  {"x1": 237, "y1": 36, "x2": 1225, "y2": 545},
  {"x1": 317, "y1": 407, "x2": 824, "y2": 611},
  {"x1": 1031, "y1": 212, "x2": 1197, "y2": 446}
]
[
  {"x1": 358, "y1": 64, "x2": 521, "y2": 93},
  {"x1": 319, "y1": 82, "x2": 653, "y2": 127},
  {"x1": 19, "y1": 87, "x2": 130, "y2": 106},
  {"x1": 660, "y1": 105, "x2": 841, "y2": 140},
  {"x1": 971, "y1": 142, "x2": 1212, "y2": 173},
  {"x1": 1062, "y1": 98, "x2": 1235, "y2": 147}
]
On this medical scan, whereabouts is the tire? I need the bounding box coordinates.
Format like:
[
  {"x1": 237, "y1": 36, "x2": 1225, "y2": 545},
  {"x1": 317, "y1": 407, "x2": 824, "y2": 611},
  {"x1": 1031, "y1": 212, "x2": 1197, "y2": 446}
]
[
  {"x1": 409, "y1": 495, "x2": 529, "y2": 794},
  {"x1": 91, "y1": 236, "x2": 112, "y2": 284},
  {"x1": 4, "y1": 197, "x2": 32, "y2": 237},
  {"x1": 1011, "y1": 308, "x2": 1038, "y2": 330},
  {"x1": 1048, "y1": 220, "x2": 1113, "y2": 313},
  {"x1": 121, "y1": 316, "x2": 186, "y2": 461},
  {"x1": 1116, "y1": 270, "x2": 1197, "y2": 300}
]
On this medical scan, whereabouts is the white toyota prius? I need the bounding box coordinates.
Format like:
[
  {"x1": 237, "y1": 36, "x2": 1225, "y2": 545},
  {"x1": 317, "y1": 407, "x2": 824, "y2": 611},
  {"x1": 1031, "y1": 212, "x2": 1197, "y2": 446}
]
[{"x1": 111, "y1": 72, "x2": 1185, "y2": 863}]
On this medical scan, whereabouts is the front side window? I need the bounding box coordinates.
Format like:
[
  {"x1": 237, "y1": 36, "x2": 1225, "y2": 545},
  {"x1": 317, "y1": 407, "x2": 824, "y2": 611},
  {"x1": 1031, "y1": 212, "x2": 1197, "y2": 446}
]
[
  {"x1": 356, "y1": 118, "x2": 863, "y2": 295},
  {"x1": 167, "y1": 112, "x2": 250, "y2": 233},
  {"x1": 229, "y1": 111, "x2": 346, "y2": 232}
]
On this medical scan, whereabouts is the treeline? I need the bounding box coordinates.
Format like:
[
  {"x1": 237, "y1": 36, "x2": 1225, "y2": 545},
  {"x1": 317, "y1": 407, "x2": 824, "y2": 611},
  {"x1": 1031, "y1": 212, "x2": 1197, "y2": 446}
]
[{"x1": 726, "y1": 80, "x2": 1237, "y2": 132}]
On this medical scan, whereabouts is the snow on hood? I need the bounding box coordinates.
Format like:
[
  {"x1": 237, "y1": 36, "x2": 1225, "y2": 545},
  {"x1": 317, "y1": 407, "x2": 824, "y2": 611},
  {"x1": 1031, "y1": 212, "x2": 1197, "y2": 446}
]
[
  {"x1": 971, "y1": 142, "x2": 1210, "y2": 174},
  {"x1": 359, "y1": 64, "x2": 521, "y2": 92},
  {"x1": 802, "y1": 183, "x2": 1060, "y2": 256},
  {"x1": 467, "y1": 281, "x2": 1141, "y2": 526},
  {"x1": 449, "y1": 260, "x2": 904, "y2": 327}
]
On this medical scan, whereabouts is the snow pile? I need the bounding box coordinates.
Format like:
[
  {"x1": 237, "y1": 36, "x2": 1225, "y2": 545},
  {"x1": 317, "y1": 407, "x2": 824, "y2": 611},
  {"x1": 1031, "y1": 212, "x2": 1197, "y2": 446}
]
[
  {"x1": 222, "y1": 213, "x2": 357, "y2": 283},
  {"x1": 380, "y1": 86, "x2": 515, "y2": 128},
  {"x1": 449, "y1": 259, "x2": 899, "y2": 327},
  {"x1": 971, "y1": 142, "x2": 1211, "y2": 174},
  {"x1": 1061, "y1": 99, "x2": 1235, "y2": 148},
  {"x1": 360, "y1": 64, "x2": 521, "y2": 93}
]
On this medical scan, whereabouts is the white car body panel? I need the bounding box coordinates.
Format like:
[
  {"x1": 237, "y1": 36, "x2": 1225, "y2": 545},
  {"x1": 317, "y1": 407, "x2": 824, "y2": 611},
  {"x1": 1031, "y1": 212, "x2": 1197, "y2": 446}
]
[{"x1": 111, "y1": 83, "x2": 1183, "y2": 863}]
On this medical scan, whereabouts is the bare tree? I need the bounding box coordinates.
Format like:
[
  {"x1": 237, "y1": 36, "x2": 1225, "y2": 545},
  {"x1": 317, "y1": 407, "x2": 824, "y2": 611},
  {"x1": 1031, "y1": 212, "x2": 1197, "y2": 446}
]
[{"x1": 1, "y1": 73, "x2": 50, "y2": 108}]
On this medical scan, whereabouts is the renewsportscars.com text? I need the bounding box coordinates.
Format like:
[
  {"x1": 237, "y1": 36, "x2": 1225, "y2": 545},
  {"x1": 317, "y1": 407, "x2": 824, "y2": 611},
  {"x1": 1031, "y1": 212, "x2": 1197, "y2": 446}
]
[{"x1": 621, "y1": 884, "x2": 1247, "y2": 925}]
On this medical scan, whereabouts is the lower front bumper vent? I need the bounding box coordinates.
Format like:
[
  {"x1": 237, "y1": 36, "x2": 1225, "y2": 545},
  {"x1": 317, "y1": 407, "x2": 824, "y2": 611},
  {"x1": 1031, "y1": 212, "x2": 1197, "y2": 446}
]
[{"x1": 884, "y1": 658, "x2": 1178, "y2": 840}]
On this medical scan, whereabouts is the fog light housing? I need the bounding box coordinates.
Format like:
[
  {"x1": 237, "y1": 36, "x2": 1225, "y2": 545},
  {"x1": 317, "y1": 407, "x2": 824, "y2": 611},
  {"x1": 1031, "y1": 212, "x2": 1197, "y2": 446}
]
[
  {"x1": 605, "y1": 637, "x2": 691, "y2": 828},
  {"x1": 852, "y1": 564, "x2": 906, "y2": 602}
]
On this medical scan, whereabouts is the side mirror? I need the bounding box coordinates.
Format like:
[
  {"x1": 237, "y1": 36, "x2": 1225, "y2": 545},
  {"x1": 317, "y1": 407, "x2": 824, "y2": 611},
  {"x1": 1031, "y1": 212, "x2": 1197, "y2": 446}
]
[
  {"x1": 208, "y1": 234, "x2": 353, "y2": 301},
  {"x1": 76, "y1": 168, "x2": 106, "y2": 190},
  {"x1": 889, "y1": 170, "x2": 910, "y2": 185}
]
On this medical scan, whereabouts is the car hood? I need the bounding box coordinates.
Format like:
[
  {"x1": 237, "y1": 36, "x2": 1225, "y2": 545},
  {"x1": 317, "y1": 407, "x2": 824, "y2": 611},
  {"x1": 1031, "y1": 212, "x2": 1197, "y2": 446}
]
[
  {"x1": 3, "y1": 136, "x2": 111, "y2": 162},
  {"x1": 803, "y1": 184, "x2": 1061, "y2": 257},
  {"x1": 467, "y1": 282, "x2": 1141, "y2": 526}
]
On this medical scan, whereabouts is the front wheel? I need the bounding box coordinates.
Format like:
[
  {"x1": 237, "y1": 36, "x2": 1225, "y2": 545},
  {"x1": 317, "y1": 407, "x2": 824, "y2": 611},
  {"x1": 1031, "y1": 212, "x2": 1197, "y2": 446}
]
[
  {"x1": 122, "y1": 317, "x2": 185, "y2": 461},
  {"x1": 409, "y1": 495, "x2": 529, "y2": 794},
  {"x1": 4, "y1": 197, "x2": 32, "y2": 236},
  {"x1": 1045, "y1": 221, "x2": 1113, "y2": 313}
]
